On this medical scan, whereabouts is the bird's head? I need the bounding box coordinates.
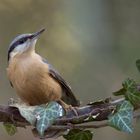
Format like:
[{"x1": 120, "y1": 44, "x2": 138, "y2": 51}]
[{"x1": 8, "y1": 28, "x2": 45, "y2": 61}]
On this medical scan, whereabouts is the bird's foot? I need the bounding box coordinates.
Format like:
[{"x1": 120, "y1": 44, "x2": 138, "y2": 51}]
[
  {"x1": 8, "y1": 98, "x2": 17, "y2": 106},
  {"x1": 66, "y1": 105, "x2": 79, "y2": 116},
  {"x1": 58, "y1": 100, "x2": 79, "y2": 116},
  {"x1": 8, "y1": 98, "x2": 30, "y2": 107}
]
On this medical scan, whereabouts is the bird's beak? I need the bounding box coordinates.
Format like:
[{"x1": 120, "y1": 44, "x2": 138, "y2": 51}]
[{"x1": 30, "y1": 28, "x2": 45, "y2": 40}]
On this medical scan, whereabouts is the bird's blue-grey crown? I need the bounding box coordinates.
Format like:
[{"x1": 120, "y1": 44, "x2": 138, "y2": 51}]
[
  {"x1": 8, "y1": 28, "x2": 45, "y2": 61},
  {"x1": 8, "y1": 34, "x2": 32, "y2": 61}
]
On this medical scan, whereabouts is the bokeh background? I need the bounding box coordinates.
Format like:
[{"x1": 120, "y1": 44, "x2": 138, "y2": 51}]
[{"x1": 0, "y1": 0, "x2": 140, "y2": 140}]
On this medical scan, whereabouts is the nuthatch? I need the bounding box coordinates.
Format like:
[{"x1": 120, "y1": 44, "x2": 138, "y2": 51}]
[{"x1": 7, "y1": 28, "x2": 80, "y2": 110}]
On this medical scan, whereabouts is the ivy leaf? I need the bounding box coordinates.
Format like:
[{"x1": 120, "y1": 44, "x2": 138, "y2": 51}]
[
  {"x1": 113, "y1": 88, "x2": 126, "y2": 96},
  {"x1": 136, "y1": 59, "x2": 140, "y2": 72},
  {"x1": 113, "y1": 78, "x2": 140, "y2": 106},
  {"x1": 113, "y1": 78, "x2": 135, "y2": 97},
  {"x1": 34, "y1": 101, "x2": 64, "y2": 137},
  {"x1": 123, "y1": 78, "x2": 140, "y2": 106},
  {"x1": 122, "y1": 78, "x2": 136, "y2": 91},
  {"x1": 11, "y1": 103, "x2": 36, "y2": 125},
  {"x1": 63, "y1": 129, "x2": 93, "y2": 140},
  {"x1": 3, "y1": 123, "x2": 17, "y2": 136},
  {"x1": 108, "y1": 100, "x2": 134, "y2": 133}
]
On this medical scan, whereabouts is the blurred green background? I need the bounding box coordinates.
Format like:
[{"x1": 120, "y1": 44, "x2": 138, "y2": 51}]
[{"x1": 0, "y1": 0, "x2": 140, "y2": 140}]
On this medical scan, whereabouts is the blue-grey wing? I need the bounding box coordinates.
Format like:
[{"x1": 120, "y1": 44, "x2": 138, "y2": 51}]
[{"x1": 42, "y1": 58, "x2": 80, "y2": 106}]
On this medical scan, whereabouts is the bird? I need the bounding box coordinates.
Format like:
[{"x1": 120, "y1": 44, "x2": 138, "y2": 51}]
[{"x1": 7, "y1": 28, "x2": 80, "y2": 111}]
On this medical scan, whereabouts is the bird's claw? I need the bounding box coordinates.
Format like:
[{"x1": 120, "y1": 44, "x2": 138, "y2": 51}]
[{"x1": 8, "y1": 98, "x2": 17, "y2": 105}]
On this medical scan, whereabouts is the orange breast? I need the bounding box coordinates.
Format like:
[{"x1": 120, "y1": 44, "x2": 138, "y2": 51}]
[{"x1": 7, "y1": 53, "x2": 62, "y2": 105}]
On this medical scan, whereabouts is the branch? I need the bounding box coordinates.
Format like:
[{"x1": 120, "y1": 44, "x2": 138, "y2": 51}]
[
  {"x1": 0, "y1": 97, "x2": 139, "y2": 138},
  {"x1": 0, "y1": 99, "x2": 127, "y2": 124},
  {"x1": 0, "y1": 97, "x2": 121, "y2": 125}
]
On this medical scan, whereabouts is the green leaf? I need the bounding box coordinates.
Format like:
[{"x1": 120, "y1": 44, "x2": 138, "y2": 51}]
[
  {"x1": 113, "y1": 88, "x2": 126, "y2": 96},
  {"x1": 122, "y1": 78, "x2": 136, "y2": 91},
  {"x1": 3, "y1": 123, "x2": 17, "y2": 136},
  {"x1": 34, "y1": 101, "x2": 64, "y2": 137},
  {"x1": 113, "y1": 78, "x2": 137, "y2": 97},
  {"x1": 123, "y1": 78, "x2": 140, "y2": 106},
  {"x1": 63, "y1": 129, "x2": 93, "y2": 140},
  {"x1": 108, "y1": 100, "x2": 134, "y2": 133},
  {"x1": 136, "y1": 59, "x2": 140, "y2": 72},
  {"x1": 11, "y1": 103, "x2": 36, "y2": 125}
]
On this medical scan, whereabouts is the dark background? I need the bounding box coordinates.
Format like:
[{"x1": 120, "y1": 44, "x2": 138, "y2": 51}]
[{"x1": 0, "y1": 0, "x2": 140, "y2": 140}]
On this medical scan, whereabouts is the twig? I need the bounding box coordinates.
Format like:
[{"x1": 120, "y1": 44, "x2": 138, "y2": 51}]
[
  {"x1": 49, "y1": 121, "x2": 108, "y2": 130},
  {"x1": 0, "y1": 97, "x2": 140, "y2": 138}
]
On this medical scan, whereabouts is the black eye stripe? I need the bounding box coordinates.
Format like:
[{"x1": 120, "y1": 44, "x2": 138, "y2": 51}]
[
  {"x1": 12, "y1": 36, "x2": 27, "y2": 47},
  {"x1": 18, "y1": 40, "x2": 24, "y2": 44},
  {"x1": 18, "y1": 37, "x2": 28, "y2": 45},
  {"x1": 8, "y1": 36, "x2": 30, "y2": 61}
]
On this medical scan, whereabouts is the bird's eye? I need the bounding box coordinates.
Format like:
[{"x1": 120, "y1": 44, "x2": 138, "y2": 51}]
[{"x1": 18, "y1": 39, "x2": 24, "y2": 44}]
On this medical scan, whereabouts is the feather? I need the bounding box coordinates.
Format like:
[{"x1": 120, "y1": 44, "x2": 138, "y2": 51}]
[{"x1": 42, "y1": 58, "x2": 80, "y2": 106}]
